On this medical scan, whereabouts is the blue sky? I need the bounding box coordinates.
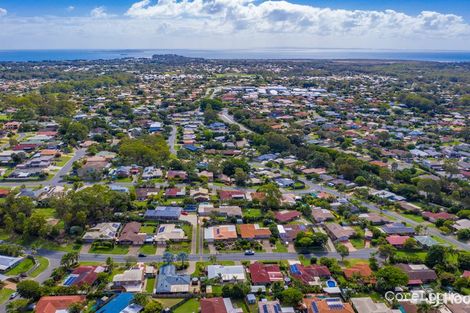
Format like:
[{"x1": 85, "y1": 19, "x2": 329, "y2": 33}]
[{"x1": 0, "y1": 0, "x2": 469, "y2": 50}]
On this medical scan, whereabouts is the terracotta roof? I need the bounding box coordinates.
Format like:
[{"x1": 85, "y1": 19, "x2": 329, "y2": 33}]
[
  {"x1": 201, "y1": 297, "x2": 228, "y2": 313},
  {"x1": 343, "y1": 263, "x2": 375, "y2": 283},
  {"x1": 36, "y1": 295, "x2": 86, "y2": 313},
  {"x1": 239, "y1": 224, "x2": 271, "y2": 239},
  {"x1": 275, "y1": 210, "x2": 301, "y2": 222},
  {"x1": 386, "y1": 235, "x2": 410, "y2": 246},
  {"x1": 249, "y1": 262, "x2": 283, "y2": 284}
]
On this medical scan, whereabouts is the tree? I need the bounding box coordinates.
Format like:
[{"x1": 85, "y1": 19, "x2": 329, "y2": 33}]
[
  {"x1": 134, "y1": 293, "x2": 149, "y2": 306},
  {"x1": 119, "y1": 135, "x2": 170, "y2": 167},
  {"x1": 16, "y1": 280, "x2": 42, "y2": 300},
  {"x1": 234, "y1": 168, "x2": 248, "y2": 186},
  {"x1": 378, "y1": 244, "x2": 397, "y2": 262},
  {"x1": 336, "y1": 244, "x2": 349, "y2": 262},
  {"x1": 6, "y1": 299, "x2": 29, "y2": 313},
  {"x1": 417, "y1": 178, "x2": 441, "y2": 199},
  {"x1": 417, "y1": 302, "x2": 434, "y2": 313},
  {"x1": 60, "y1": 252, "x2": 79, "y2": 269},
  {"x1": 63, "y1": 121, "x2": 89, "y2": 144},
  {"x1": 404, "y1": 238, "x2": 418, "y2": 250},
  {"x1": 457, "y1": 229, "x2": 470, "y2": 241},
  {"x1": 163, "y1": 252, "x2": 174, "y2": 264},
  {"x1": 68, "y1": 303, "x2": 84, "y2": 313},
  {"x1": 176, "y1": 252, "x2": 188, "y2": 266},
  {"x1": 425, "y1": 245, "x2": 447, "y2": 268},
  {"x1": 376, "y1": 266, "x2": 409, "y2": 292},
  {"x1": 142, "y1": 300, "x2": 163, "y2": 313},
  {"x1": 257, "y1": 183, "x2": 281, "y2": 209},
  {"x1": 280, "y1": 288, "x2": 303, "y2": 306},
  {"x1": 106, "y1": 256, "x2": 114, "y2": 273}
]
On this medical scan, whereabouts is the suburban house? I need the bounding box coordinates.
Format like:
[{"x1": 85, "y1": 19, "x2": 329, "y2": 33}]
[
  {"x1": 35, "y1": 295, "x2": 87, "y2": 313},
  {"x1": 117, "y1": 222, "x2": 146, "y2": 245},
  {"x1": 414, "y1": 236, "x2": 439, "y2": 248},
  {"x1": 204, "y1": 225, "x2": 238, "y2": 242},
  {"x1": 311, "y1": 208, "x2": 335, "y2": 223},
  {"x1": 249, "y1": 262, "x2": 284, "y2": 285},
  {"x1": 0, "y1": 255, "x2": 24, "y2": 273},
  {"x1": 167, "y1": 170, "x2": 188, "y2": 180},
  {"x1": 218, "y1": 190, "x2": 246, "y2": 201},
  {"x1": 207, "y1": 265, "x2": 246, "y2": 282},
  {"x1": 395, "y1": 263, "x2": 437, "y2": 286},
  {"x1": 155, "y1": 264, "x2": 191, "y2": 293},
  {"x1": 258, "y1": 300, "x2": 294, "y2": 313},
  {"x1": 386, "y1": 235, "x2": 411, "y2": 248},
  {"x1": 190, "y1": 187, "x2": 210, "y2": 202},
  {"x1": 275, "y1": 210, "x2": 302, "y2": 223},
  {"x1": 63, "y1": 265, "x2": 106, "y2": 287},
  {"x1": 198, "y1": 204, "x2": 242, "y2": 217},
  {"x1": 154, "y1": 224, "x2": 187, "y2": 244},
  {"x1": 343, "y1": 263, "x2": 375, "y2": 283},
  {"x1": 112, "y1": 263, "x2": 146, "y2": 292},
  {"x1": 144, "y1": 206, "x2": 182, "y2": 221},
  {"x1": 165, "y1": 187, "x2": 185, "y2": 198},
  {"x1": 323, "y1": 223, "x2": 356, "y2": 242},
  {"x1": 422, "y1": 211, "x2": 457, "y2": 223},
  {"x1": 239, "y1": 224, "x2": 272, "y2": 240},
  {"x1": 290, "y1": 263, "x2": 331, "y2": 285},
  {"x1": 276, "y1": 224, "x2": 305, "y2": 243},
  {"x1": 82, "y1": 223, "x2": 121, "y2": 243},
  {"x1": 452, "y1": 219, "x2": 470, "y2": 231},
  {"x1": 351, "y1": 297, "x2": 401, "y2": 313},
  {"x1": 357, "y1": 213, "x2": 390, "y2": 225},
  {"x1": 302, "y1": 296, "x2": 354, "y2": 313},
  {"x1": 200, "y1": 297, "x2": 243, "y2": 313},
  {"x1": 380, "y1": 223, "x2": 415, "y2": 235}
]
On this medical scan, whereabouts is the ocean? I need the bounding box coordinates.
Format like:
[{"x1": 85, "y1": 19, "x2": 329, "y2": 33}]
[{"x1": 0, "y1": 49, "x2": 469, "y2": 62}]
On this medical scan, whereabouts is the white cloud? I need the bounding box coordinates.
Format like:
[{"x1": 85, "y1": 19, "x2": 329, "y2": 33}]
[
  {"x1": 0, "y1": 1, "x2": 469, "y2": 50},
  {"x1": 67, "y1": 6, "x2": 75, "y2": 12},
  {"x1": 125, "y1": 0, "x2": 469, "y2": 37},
  {"x1": 0, "y1": 8, "x2": 7, "y2": 17},
  {"x1": 90, "y1": 6, "x2": 108, "y2": 18}
]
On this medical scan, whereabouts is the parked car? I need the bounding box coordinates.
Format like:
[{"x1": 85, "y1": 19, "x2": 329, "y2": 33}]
[
  {"x1": 244, "y1": 250, "x2": 255, "y2": 255},
  {"x1": 9, "y1": 292, "x2": 18, "y2": 300},
  {"x1": 138, "y1": 253, "x2": 147, "y2": 257}
]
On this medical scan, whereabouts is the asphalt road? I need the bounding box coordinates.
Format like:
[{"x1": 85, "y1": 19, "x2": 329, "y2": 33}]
[
  {"x1": 37, "y1": 248, "x2": 376, "y2": 263},
  {"x1": 168, "y1": 125, "x2": 177, "y2": 155}
]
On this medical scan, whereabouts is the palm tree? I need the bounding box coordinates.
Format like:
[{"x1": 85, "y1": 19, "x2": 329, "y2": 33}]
[
  {"x1": 163, "y1": 252, "x2": 174, "y2": 264},
  {"x1": 417, "y1": 302, "x2": 433, "y2": 313},
  {"x1": 176, "y1": 252, "x2": 188, "y2": 267}
]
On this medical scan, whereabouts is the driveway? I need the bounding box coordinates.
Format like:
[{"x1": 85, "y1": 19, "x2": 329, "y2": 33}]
[
  {"x1": 343, "y1": 241, "x2": 357, "y2": 252},
  {"x1": 128, "y1": 246, "x2": 140, "y2": 256},
  {"x1": 180, "y1": 214, "x2": 198, "y2": 254},
  {"x1": 262, "y1": 240, "x2": 273, "y2": 253}
]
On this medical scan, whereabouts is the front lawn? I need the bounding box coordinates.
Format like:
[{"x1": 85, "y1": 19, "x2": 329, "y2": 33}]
[
  {"x1": 30, "y1": 257, "x2": 49, "y2": 277},
  {"x1": 0, "y1": 289, "x2": 14, "y2": 304},
  {"x1": 145, "y1": 278, "x2": 155, "y2": 293},
  {"x1": 273, "y1": 240, "x2": 288, "y2": 253},
  {"x1": 401, "y1": 213, "x2": 425, "y2": 223},
  {"x1": 395, "y1": 251, "x2": 427, "y2": 262},
  {"x1": 5, "y1": 258, "x2": 34, "y2": 276},
  {"x1": 350, "y1": 238, "x2": 365, "y2": 249},
  {"x1": 139, "y1": 245, "x2": 156, "y2": 255},
  {"x1": 166, "y1": 241, "x2": 191, "y2": 254},
  {"x1": 90, "y1": 245, "x2": 129, "y2": 255},
  {"x1": 31, "y1": 208, "x2": 56, "y2": 219},
  {"x1": 173, "y1": 299, "x2": 200, "y2": 313}
]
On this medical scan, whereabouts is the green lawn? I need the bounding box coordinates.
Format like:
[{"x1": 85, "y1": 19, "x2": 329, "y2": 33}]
[
  {"x1": 30, "y1": 257, "x2": 49, "y2": 277},
  {"x1": 350, "y1": 238, "x2": 365, "y2": 249},
  {"x1": 140, "y1": 225, "x2": 156, "y2": 234},
  {"x1": 156, "y1": 298, "x2": 184, "y2": 309},
  {"x1": 395, "y1": 251, "x2": 427, "y2": 262},
  {"x1": 181, "y1": 224, "x2": 193, "y2": 241},
  {"x1": 56, "y1": 155, "x2": 72, "y2": 167},
  {"x1": 5, "y1": 258, "x2": 34, "y2": 276},
  {"x1": 41, "y1": 241, "x2": 82, "y2": 253},
  {"x1": 401, "y1": 213, "x2": 425, "y2": 223},
  {"x1": 243, "y1": 208, "x2": 262, "y2": 219},
  {"x1": 173, "y1": 299, "x2": 200, "y2": 313},
  {"x1": 31, "y1": 208, "x2": 56, "y2": 219},
  {"x1": 146, "y1": 277, "x2": 155, "y2": 293},
  {"x1": 0, "y1": 289, "x2": 14, "y2": 304},
  {"x1": 273, "y1": 240, "x2": 288, "y2": 253},
  {"x1": 90, "y1": 245, "x2": 129, "y2": 255},
  {"x1": 139, "y1": 245, "x2": 156, "y2": 255},
  {"x1": 166, "y1": 241, "x2": 191, "y2": 254}
]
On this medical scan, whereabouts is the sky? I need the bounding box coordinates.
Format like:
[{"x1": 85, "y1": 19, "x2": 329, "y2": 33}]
[{"x1": 0, "y1": 0, "x2": 469, "y2": 50}]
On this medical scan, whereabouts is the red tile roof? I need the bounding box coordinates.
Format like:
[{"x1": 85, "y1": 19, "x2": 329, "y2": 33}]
[
  {"x1": 386, "y1": 235, "x2": 410, "y2": 246},
  {"x1": 249, "y1": 262, "x2": 284, "y2": 285},
  {"x1": 36, "y1": 295, "x2": 86, "y2": 313},
  {"x1": 201, "y1": 297, "x2": 228, "y2": 313},
  {"x1": 275, "y1": 210, "x2": 301, "y2": 222}
]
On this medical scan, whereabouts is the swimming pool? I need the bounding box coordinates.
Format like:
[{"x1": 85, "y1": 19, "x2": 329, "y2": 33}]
[{"x1": 326, "y1": 279, "x2": 337, "y2": 288}]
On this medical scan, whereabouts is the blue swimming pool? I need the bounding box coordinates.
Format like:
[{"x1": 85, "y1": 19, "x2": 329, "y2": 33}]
[{"x1": 326, "y1": 279, "x2": 337, "y2": 287}]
